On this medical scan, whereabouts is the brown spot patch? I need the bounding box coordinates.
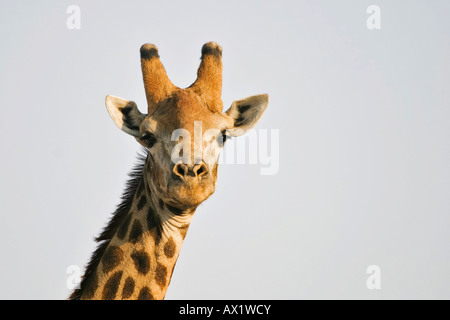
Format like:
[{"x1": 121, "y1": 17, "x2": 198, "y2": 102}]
[
  {"x1": 117, "y1": 214, "x2": 132, "y2": 240},
  {"x1": 102, "y1": 271, "x2": 123, "y2": 300},
  {"x1": 131, "y1": 250, "x2": 151, "y2": 275},
  {"x1": 147, "y1": 206, "x2": 162, "y2": 243},
  {"x1": 102, "y1": 246, "x2": 124, "y2": 274},
  {"x1": 137, "y1": 194, "x2": 147, "y2": 211},
  {"x1": 163, "y1": 237, "x2": 176, "y2": 258},
  {"x1": 155, "y1": 263, "x2": 167, "y2": 289},
  {"x1": 179, "y1": 224, "x2": 190, "y2": 240},
  {"x1": 137, "y1": 286, "x2": 154, "y2": 300},
  {"x1": 129, "y1": 220, "x2": 143, "y2": 244},
  {"x1": 147, "y1": 206, "x2": 157, "y2": 228},
  {"x1": 121, "y1": 277, "x2": 135, "y2": 299}
]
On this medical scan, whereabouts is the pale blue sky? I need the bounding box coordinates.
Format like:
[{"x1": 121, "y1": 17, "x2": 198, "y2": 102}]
[{"x1": 0, "y1": 1, "x2": 449, "y2": 299}]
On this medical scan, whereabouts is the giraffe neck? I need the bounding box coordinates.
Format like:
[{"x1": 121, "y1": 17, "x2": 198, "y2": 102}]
[{"x1": 77, "y1": 163, "x2": 196, "y2": 300}]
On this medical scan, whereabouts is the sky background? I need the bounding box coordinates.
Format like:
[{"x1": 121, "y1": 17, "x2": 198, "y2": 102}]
[{"x1": 0, "y1": 0, "x2": 449, "y2": 299}]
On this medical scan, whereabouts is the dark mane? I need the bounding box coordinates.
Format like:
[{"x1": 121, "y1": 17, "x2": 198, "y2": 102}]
[{"x1": 69, "y1": 150, "x2": 148, "y2": 300}]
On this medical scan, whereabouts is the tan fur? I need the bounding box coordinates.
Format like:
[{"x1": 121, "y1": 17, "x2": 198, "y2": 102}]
[
  {"x1": 190, "y1": 42, "x2": 223, "y2": 112},
  {"x1": 140, "y1": 44, "x2": 178, "y2": 114}
]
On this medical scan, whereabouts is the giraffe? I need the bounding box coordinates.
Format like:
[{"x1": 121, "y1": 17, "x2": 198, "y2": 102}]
[{"x1": 69, "y1": 42, "x2": 268, "y2": 300}]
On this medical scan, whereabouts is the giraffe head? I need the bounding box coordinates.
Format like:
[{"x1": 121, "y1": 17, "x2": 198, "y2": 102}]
[{"x1": 106, "y1": 42, "x2": 268, "y2": 210}]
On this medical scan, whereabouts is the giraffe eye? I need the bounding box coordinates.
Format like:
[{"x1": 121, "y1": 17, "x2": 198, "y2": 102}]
[
  {"x1": 140, "y1": 132, "x2": 157, "y2": 148},
  {"x1": 218, "y1": 131, "x2": 229, "y2": 147}
]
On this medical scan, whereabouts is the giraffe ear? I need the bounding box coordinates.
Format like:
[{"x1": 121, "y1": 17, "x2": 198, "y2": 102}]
[
  {"x1": 105, "y1": 95, "x2": 146, "y2": 137},
  {"x1": 225, "y1": 94, "x2": 269, "y2": 137}
]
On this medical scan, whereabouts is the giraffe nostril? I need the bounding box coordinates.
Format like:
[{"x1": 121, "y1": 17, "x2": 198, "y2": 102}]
[
  {"x1": 193, "y1": 163, "x2": 208, "y2": 177},
  {"x1": 173, "y1": 163, "x2": 188, "y2": 179}
]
